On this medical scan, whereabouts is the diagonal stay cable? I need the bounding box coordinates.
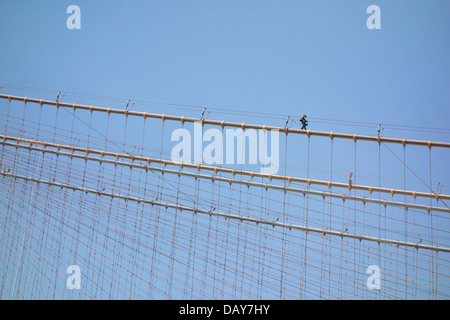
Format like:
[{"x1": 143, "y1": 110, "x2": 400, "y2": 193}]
[{"x1": 382, "y1": 142, "x2": 449, "y2": 210}]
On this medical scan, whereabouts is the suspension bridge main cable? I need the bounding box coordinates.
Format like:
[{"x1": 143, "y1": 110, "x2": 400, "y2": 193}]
[
  {"x1": 1, "y1": 134, "x2": 449, "y2": 202},
  {"x1": 2, "y1": 171, "x2": 450, "y2": 254},
  {"x1": 1, "y1": 94, "x2": 450, "y2": 149}
]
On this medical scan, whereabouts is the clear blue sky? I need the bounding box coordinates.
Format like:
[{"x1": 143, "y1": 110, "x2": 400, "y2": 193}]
[{"x1": 1, "y1": 1, "x2": 450, "y2": 300}]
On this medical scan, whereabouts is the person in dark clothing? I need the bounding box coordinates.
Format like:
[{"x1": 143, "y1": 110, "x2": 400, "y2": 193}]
[{"x1": 300, "y1": 115, "x2": 308, "y2": 130}]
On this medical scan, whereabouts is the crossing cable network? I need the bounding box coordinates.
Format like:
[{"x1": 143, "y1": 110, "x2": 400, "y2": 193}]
[
  {"x1": 2, "y1": 171, "x2": 449, "y2": 253},
  {"x1": 1, "y1": 133, "x2": 449, "y2": 202},
  {"x1": 1, "y1": 92, "x2": 449, "y2": 300}
]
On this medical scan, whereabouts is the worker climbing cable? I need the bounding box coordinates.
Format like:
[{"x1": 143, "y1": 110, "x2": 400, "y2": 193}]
[{"x1": 300, "y1": 115, "x2": 308, "y2": 130}]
